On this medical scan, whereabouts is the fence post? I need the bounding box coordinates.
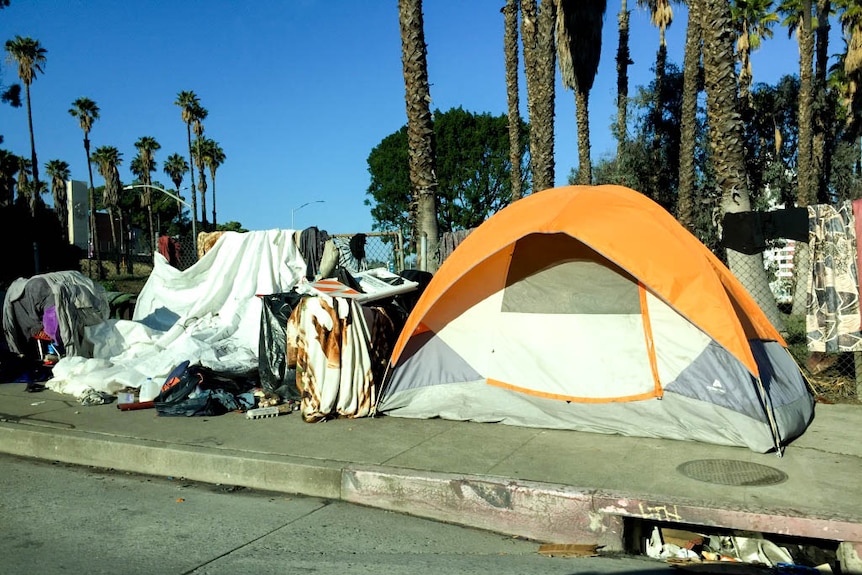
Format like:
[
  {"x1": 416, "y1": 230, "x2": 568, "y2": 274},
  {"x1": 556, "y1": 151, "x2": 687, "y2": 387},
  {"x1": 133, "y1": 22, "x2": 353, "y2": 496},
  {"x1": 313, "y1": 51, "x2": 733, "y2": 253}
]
[
  {"x1": 419, "y1": 233, "x2": 427, "y2": 271},
  {"x1": 397, "y1": 229, "x2": 405, "y2": 272}
]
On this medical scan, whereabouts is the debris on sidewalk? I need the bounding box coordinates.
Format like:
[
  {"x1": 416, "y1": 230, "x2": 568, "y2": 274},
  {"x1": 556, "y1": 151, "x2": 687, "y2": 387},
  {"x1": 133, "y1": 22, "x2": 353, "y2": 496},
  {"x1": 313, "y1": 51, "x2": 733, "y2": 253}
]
[
  {"x1": 643, "y1": 525, "x2": 836, "y2": 574},
  {"x1": 537, "y1": 543, "x2": 602, "y2": 557}
]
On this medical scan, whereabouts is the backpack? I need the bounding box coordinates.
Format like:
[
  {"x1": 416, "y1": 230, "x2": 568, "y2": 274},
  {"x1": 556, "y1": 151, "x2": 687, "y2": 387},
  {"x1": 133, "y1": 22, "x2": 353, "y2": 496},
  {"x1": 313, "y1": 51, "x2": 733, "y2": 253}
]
[{"x1": 153, "y1": 361, "x2": 249, "y2": 417}]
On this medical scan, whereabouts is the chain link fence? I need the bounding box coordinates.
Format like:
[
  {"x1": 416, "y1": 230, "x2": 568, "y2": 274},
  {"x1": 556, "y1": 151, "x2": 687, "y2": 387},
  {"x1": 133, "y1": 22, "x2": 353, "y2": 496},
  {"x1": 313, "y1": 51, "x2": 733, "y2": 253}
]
[
  {"x1": 330, "y1": 231, "x2": 405, "y2": 273},
  {"x1": 733, "y1": 236, "x2": 861, "y2": 404}
]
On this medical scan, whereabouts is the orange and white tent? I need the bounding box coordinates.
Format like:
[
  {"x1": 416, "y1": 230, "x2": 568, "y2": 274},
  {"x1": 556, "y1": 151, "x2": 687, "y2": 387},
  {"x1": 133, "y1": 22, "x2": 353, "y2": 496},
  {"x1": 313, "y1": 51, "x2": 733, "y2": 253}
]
[{"x1": 377, "y1": 185, "x2": 814, "y2": 452}]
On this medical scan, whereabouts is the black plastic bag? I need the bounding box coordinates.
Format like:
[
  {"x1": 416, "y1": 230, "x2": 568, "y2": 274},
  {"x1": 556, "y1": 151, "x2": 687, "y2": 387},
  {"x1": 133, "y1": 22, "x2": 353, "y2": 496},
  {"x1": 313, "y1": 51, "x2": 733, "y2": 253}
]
[{"x1": 258, "y1": 292, "x2": 303, "y2": 399}]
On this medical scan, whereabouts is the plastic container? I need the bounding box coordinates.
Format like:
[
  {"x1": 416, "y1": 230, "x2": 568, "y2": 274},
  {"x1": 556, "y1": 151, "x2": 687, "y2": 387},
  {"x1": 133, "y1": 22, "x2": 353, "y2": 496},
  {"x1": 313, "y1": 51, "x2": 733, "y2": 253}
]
[{"x1": 139, "y1": 377, "x2": 160, "y2": 402}]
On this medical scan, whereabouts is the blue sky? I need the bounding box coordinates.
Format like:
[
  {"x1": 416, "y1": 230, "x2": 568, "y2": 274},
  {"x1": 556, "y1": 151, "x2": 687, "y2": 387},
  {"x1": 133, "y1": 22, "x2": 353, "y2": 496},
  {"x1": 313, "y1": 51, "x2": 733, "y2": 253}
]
[{"x1": 1, "y1": 1, "x2": 820, "y2": 234}]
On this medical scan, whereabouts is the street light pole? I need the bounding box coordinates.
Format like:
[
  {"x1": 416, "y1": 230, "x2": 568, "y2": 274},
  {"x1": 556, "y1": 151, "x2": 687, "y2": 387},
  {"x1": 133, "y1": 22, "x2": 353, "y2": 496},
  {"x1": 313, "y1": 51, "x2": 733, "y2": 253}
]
[
  {"x1": 291, "y1": 200, "x2": 325, "y2": 229},
  {"x1": 124, "y1": 184, "x2": 196, "y2": 259}
]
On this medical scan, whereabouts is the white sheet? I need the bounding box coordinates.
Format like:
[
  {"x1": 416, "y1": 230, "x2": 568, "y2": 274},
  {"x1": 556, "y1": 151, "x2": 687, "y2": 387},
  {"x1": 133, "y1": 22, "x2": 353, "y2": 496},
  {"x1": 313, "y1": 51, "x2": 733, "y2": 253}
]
[{"x1": 47, "y1": 229, "x2": 307, "y2": 398}]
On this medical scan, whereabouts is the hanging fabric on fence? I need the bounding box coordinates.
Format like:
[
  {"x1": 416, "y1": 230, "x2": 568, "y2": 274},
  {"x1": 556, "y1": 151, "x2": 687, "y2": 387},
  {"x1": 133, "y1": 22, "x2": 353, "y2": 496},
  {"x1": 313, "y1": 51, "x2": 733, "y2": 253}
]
[
  {"x1": 438, "y1": 228, "x2": 475, "y2": 263},
  {"x1": 806, "y1": 201, "x2": 862, "y2": 352}
]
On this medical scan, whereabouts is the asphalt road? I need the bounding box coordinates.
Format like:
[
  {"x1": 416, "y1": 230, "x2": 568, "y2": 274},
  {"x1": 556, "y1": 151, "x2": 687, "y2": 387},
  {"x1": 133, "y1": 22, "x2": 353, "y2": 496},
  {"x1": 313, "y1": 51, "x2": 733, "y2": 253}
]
[{"x1": 0, "y1": 453, "x2": 674, "y2": 575}]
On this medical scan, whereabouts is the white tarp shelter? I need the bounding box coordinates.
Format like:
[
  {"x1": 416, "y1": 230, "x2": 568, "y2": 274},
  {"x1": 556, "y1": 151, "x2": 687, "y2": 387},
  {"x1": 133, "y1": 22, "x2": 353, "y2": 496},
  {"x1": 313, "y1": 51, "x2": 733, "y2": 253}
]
[{"x1": 48, "y1": 230, "x2": 306, "y2": 397}]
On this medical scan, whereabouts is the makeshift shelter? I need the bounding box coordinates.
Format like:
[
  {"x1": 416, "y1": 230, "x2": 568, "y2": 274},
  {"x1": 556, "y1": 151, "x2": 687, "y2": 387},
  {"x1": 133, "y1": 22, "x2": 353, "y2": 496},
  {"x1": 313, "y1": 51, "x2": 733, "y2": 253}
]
[
  {"x1": 378, "y1": 185, "x2": 814, "y2": 453},
  {"x1": 2, "y1": 271, "x2": 109, "y2": 359},
  {"x1": 47, "y1": 230, "x2": 307, "y2": 398}
]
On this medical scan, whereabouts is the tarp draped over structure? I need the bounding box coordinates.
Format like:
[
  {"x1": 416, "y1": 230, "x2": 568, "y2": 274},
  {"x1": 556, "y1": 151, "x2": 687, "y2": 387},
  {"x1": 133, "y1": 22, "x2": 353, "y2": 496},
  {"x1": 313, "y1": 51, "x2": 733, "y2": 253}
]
[
  {"x1": 3, "y1": 271, "x2": 109, "y2": 358},
  {"x1": 47, "y1": 230, "x2": 307, "y2": 398}
]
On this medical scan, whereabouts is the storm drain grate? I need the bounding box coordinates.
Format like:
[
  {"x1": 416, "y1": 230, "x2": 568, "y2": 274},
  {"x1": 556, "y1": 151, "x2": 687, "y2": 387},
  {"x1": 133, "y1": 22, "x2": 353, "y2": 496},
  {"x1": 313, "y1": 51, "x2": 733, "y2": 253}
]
[{"x1": 676, "y1": 459, "x2": 788, "y2": 486}]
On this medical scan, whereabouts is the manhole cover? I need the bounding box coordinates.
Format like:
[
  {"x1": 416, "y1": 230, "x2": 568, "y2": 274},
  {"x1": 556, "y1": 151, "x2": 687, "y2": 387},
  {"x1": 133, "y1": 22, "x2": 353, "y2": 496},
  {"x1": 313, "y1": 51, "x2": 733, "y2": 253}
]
[{"x1": 676, "y1": 459, "x2": 788, "y2": 486}]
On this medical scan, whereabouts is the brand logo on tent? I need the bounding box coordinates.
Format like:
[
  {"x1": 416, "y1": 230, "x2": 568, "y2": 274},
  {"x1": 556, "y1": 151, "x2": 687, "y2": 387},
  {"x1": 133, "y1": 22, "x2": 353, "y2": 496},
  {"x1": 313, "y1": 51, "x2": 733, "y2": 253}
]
[{"x1": 709, "y1": 379, "x2": 726, "y2": 394}]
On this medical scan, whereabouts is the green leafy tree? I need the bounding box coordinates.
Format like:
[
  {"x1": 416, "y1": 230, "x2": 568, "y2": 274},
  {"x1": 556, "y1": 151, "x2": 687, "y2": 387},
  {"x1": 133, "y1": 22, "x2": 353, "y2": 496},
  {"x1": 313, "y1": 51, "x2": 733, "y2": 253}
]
[
  {"x1": 5, "y1": 36, "x2": 46, "y2": 189},
  {"x1": 601, "y1": 65, "x2": 687, "y2": 211},
  {"x1": 366, "y1": 107, "x2": 529, "y2": 250}
]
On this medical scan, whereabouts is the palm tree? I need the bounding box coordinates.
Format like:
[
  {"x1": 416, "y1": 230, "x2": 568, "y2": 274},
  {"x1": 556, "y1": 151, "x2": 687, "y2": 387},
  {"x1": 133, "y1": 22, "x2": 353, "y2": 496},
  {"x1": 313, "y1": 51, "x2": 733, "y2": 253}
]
[
  {"x1": 4, "y1": 36, "x2": 47, "y2": 190},
  {"x1": 175, "y1": 91, "x2": 202, "y2": 230},
  {"x1": 15, "y1": 155, "x2": 32, "y2": 212},
  {"x1": 90, "y1": 145, "x2": 123, "y2": 273},
  {"x1": 779, "y1": 0, "x2": 815, "y2": 205},
  {"x1": 45, "y1": 159, "x2": 70, "y2": 241},
  {"x1": 617, "y1": 0, "x2": 633, "y2": 160},
  {"x1": 398, "y1": 0, "x2": 440, "y2": 271},
  {"x1": 191, "y1": 104, "x2": 209, "y2": 228},
  {"x1": 732, "y1": 0, "x2": 779, "y2": 108},
  {"x1": 202, "y1": 139, "x2": 225, "y2": 227},
  {"x1": 677, "y1": 0, "x2": 703, "y2": 232},
  {"x1": 134, "y1": 136, "x2": 160, "y2": 250},
  {"x1": 839, "y1": 0, "x2": 862, "y2": 134},
  {"x1": 521, "y1": 0, "x2": 557, "y2": 192},
  {"x1": 192, "y1": 137, "x2": 209, "y2": 229},
  {"x1": 556, "y1": 0, "x2": 607, "y2": 185},
  {"x1": 502, "y1": 0, "x2": 524, "y2": 201},
  {"x1": 639, "y1": 0, "x2": 674, "y2": 200},
  {"x1": 812, "y1": 0, "x2": 832, "y2": 200},
  {"x1": 163, "y1": 153, "x2": 189, "y2": 220},
  {"x1": 0, "y1": 149, "x2": 17, "y2": 206},
  {"x1": 69, "y1": 97, "x2": 101, "y2": 275},
  {"x1": 698, "y1": 0, "x2": 784, "y2": 331}
]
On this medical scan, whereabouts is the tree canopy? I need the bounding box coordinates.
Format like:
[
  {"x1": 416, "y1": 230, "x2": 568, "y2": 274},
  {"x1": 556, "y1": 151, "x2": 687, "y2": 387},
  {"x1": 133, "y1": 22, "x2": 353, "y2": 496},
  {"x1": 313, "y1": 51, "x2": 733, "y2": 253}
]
[{"x1": 365, "y1": 106, "x2": 529, "y2": 248}]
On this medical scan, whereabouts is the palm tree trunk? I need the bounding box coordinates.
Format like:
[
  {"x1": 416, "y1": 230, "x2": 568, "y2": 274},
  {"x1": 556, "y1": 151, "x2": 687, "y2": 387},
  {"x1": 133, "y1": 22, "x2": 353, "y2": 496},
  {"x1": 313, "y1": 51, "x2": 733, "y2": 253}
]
[
  {"x1": 575, "y1": 89, "x2": 591, "y2": 184},
  {"x1": 399, "y1": 0, "x2": 440, "y2": 272},
  {"x1": 186, "y1": 124, "x2": 197, "y2": 228},
  {"x1": 108, "y1": 206, "x2": 120, "y2": 274},
  {"x1": 699, "y1": 0, "x2": 784, "y2": 332},
  {"x1": 211, "y1": 172, "x2": 218, "y2": 227},
  {"x1": 535, "y1": 0, "x2": 556, "y2": 191},
  {"x1": 797, "y1": 0, "x2": 814, "y2": 206},
  {"x1": 521, "y1": 0, "x2": 556, "y2": 193},
  {"x1": 503, "y1": 0, "x2": 523, "y2": 201},
  {"x1": 790, "y1": 0, "x2": 816, "y2": 317},
  {"x1": 616, "y1": 0, "x2": 630, "y2": 160},
  {"x1": 84, "y1": 138, "x2": 103, "y2": 279},
  {"x1": 24, "y1": 83, "x2": 39, "y2": 189},
  {"x1": 143, "y1": 204, "x2": 152, "y2": 253},
  {"x1": 677, "y1": 0, "x2": 701, "y2": 232},
  {"x1": 198, "y1": 168, "x2": 208, "y2": 230},
  {"x1": 812, "y1": 0, "x2": 830, "y2": 202}
]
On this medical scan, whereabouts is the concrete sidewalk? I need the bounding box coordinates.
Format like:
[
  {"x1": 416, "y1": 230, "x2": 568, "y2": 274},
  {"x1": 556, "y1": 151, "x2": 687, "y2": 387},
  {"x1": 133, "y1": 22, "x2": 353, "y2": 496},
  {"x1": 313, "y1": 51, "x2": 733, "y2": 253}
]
[{"x1": 1, "y1": 382, "x2": 860, "y2": 558}]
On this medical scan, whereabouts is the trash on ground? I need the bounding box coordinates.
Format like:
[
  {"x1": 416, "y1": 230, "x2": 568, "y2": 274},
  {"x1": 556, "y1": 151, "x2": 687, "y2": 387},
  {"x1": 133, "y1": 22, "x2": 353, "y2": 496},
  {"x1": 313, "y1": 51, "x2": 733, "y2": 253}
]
[{"x1": 537, "y1": 543, "x2": 602, "y2": 557}]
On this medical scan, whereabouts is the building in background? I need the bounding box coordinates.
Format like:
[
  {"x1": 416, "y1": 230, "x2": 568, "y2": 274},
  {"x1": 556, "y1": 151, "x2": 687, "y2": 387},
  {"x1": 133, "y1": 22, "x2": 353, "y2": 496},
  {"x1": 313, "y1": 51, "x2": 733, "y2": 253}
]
[{"x1": 66, "y1": 180, "x2": 89, "y2": 251}]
